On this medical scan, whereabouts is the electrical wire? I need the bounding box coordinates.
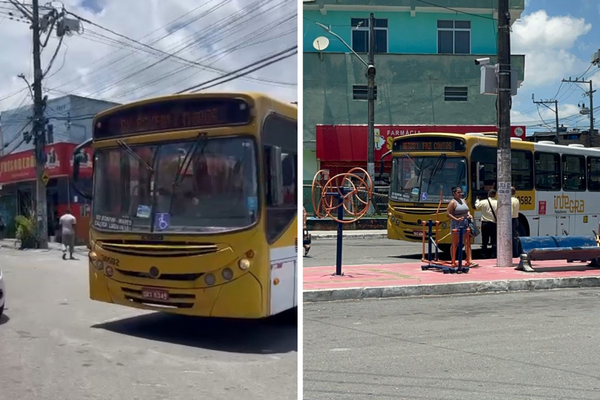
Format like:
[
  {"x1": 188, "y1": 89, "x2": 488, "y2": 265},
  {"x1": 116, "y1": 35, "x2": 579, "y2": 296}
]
[{"x1": 178, "y1": 46, "x2": 297, "y2": 94}]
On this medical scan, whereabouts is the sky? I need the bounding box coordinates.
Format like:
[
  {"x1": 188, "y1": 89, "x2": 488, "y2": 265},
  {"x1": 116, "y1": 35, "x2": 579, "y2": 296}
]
[
  {"x1": 0, "y1": 0, "x2": 297, "y2": 115},
  {"x1": 512, "y1": 0, "x2": 600, "y2": 134}
]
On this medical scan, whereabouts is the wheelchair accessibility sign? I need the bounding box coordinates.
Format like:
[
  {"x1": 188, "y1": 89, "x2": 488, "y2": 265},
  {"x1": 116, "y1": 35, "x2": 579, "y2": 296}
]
[{"x1": 155, "y1": 213, "x2": 170, "y2": 231}]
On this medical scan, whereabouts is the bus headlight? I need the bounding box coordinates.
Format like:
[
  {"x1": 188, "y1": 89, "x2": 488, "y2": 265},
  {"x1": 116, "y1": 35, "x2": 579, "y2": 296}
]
[
  {"x1": 95, "y1": 260, "x2": 105, "y2": 271},
  {"x1": 105, "y1": 265, "x2": 114, "y2": 277},
  {"x1": 222, "y1": 268, "x2": 233, "y2": 281},
  {"x1": 238, "y1": 259, "x2": 250, "y2": 270},
  {"x1": 204, "y1": 273, "x2": 216, "y2": 286}
]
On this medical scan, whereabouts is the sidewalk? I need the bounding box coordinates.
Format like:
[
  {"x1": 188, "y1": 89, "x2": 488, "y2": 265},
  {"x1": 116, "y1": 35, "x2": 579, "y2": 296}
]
[
  {"x1": 0, "y1": 239, "x2": 88, "y2": 255},
  {"x1": 304, "y1": 258, "x2": 600, "y2": 302},
  {"x1": 310, "y1": 230, "x2": 388, "y2": 240}
]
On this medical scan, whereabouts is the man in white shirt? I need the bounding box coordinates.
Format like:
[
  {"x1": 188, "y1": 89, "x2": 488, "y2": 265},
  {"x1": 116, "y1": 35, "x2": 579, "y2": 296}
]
[
  {"x1": 59, "y1": 209, "x2": 77, "y2": 260},
  {"x1": 475, "y1": 189, "x2": 498, "y2": 259}
]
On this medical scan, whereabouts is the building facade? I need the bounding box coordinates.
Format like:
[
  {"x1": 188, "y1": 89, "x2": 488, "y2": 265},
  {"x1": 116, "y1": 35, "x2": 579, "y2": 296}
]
[
  {"x1": 0, "y1": 95, "x2": 119, "y2": 244},
  {"x1": 303, "y1": 0, "x2": 526, "y2": 182}
]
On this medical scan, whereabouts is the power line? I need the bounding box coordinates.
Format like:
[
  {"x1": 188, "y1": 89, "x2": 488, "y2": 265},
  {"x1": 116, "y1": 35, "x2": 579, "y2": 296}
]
[
  {"x1": 176, "y1": 46, "x2": 297, "y2": 94},
  {"x1": 63, "y1": 3, "x2": 295, "y2": 89}
]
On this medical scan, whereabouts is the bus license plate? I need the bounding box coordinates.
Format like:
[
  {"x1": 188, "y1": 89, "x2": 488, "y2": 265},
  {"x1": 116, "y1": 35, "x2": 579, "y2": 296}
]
[{"x1": 142, "y1": 288, "x2": 169, "y2": 301}]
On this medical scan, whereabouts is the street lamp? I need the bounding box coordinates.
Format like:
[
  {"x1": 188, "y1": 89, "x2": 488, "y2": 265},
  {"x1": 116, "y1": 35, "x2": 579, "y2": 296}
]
[{"x1": 317, "y1": 16, "x2": 377, "y2": 182}]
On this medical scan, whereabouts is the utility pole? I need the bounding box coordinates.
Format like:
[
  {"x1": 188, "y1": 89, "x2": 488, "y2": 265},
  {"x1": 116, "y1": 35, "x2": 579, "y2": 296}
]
[
  {"x1": 496, "y1": 0, "x2": 513, "y2": 268},
  {"x1": 32, "y1": 0, "x2": 49, "y2": 249},
  {"x1": 562, "y1": 77, "x2": 596, "y2": 145},
  {"x1": 7, "y1": 0, "x2": 80, "y2": 248},
  {"x1": 532, "y1": 95, "x2": 560, "y2": 143},
  {"x1": 366, "y1": 13, "x2": 376, "y2": 180}
]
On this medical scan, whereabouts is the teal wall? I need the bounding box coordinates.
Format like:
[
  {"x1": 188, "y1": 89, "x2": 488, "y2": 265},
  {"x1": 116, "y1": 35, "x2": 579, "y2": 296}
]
[
  {"x1": 302, "y1": 53, "x2": 526, "y2": 180},
  {"x1": 304, "y1": 10, "x2": 497, "y2": 55}
]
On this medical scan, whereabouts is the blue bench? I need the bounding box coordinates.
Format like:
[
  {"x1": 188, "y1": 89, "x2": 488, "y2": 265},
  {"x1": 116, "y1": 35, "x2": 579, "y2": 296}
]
[{"x1": 518, "y1": 235, "x2": 600, "y2": 272}]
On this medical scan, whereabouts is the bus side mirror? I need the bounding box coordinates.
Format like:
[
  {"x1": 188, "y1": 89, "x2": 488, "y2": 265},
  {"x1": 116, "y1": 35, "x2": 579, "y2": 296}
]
[
  {"x1": 268, "y1": 146, "x2": 284, "y2": 206},
  {"x1": 72, "y1": 138, "x2": 93, "y2": 200}
]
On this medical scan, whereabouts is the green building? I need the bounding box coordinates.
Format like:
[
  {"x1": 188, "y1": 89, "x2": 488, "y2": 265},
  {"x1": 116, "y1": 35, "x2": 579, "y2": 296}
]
[{"x1": 303, "y1": 0, "x2": 526, "y2": 183}]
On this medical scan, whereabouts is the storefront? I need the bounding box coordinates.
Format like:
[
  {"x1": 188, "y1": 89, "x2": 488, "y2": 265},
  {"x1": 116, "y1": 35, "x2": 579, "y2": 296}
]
[{"x1": 0, "y1": 142, "x2": 92, "y2": 244}]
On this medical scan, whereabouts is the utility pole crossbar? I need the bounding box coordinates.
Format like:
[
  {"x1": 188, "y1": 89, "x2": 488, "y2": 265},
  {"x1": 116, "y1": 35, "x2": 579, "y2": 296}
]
[
  {"x1": 562, "y1": 78, "x2": 596, "y2": 146},
  {"x1": 532, "y1": 95, "x2": 560, "y2": 143}
]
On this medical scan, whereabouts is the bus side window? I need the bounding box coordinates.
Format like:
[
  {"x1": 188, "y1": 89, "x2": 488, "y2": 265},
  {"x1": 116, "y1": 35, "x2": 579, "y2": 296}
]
[
  {"x1": 589, "y1": 157, "x2": 600, "y2": 192},
  {"x1": 262, "y1": 113, "x2": 297, "y2": 243}
]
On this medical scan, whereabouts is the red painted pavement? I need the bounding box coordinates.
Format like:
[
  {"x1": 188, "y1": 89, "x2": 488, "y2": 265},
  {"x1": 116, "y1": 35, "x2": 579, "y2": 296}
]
[{"x1": 303, "y1": 258, "x2": 600, "y2": 291}]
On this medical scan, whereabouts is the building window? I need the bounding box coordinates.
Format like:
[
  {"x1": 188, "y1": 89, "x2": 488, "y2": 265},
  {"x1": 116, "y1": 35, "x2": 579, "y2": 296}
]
[
  {"x1": 444, "y1": 87, "x2": 468, "y2": 101},
  {"x1": 351, "y1": 18, "x2": 388, "y2": 53},
  {"x1": 437, "y1": 20, "x2": 471, "y2": 54},
  {"x1": 353, "y1": 85, "x2": 378, "y2": 101}
]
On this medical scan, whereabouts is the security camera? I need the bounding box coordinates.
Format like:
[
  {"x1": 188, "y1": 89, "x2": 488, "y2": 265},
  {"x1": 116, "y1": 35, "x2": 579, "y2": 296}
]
[{"x1": 474, "y1": 57, "x2": 490, "y2": 66}]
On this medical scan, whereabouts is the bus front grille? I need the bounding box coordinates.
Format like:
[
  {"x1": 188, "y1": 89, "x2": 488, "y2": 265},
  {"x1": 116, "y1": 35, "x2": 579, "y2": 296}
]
[
  {"x1": 393, "y1": 206, "x2": 447, "y2": 215},
  {"x1": 98, "y1": 241, "x2": 218, "y2": 258},
  {"x1": 117, "y1": 269, "x2": 204, "y2": 281}
]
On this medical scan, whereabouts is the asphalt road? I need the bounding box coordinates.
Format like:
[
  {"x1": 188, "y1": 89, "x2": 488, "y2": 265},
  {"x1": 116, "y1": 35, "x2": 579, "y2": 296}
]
[
  {"x1": 304, "y1": 289, "x2": 600, "y2": 400},
  {"x1": 0, "y1": 247, "x2": 297, "y2": 400},
  {"x1": 303, "y1": 238, "x2": 435, "y2": 267}
]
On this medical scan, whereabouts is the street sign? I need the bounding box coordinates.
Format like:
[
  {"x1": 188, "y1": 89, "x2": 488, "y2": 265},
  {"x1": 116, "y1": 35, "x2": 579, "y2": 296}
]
[{"x1": 41, "y1": 171, "x2": 50, "y2": 186}]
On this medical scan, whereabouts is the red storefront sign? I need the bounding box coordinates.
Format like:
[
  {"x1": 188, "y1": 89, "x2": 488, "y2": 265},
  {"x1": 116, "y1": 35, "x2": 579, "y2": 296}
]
[
  {"x1": 316, "y1": 124, "x2": 526, "y2": 162},
  {"x1": 0, "y1": 142, "x2": 92, "y2": 184}
]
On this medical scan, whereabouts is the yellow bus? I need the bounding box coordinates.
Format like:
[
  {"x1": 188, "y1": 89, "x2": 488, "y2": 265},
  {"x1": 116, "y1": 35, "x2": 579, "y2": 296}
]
[
  {"x1": 72, "y1": 92, "x2": 298, "y2": 319},
  {"x1": 386, "y1": 132, "x2": 600, "y2": 253}
]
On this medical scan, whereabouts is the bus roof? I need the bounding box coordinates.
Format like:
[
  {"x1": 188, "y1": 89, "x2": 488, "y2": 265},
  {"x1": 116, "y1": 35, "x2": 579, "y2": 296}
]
[
  {"x1": 391, "y1": 132, "x2": 600, "y2": 155},
  {"x1": 93, "y1": 91, "x2": 296, "y2": 122}
]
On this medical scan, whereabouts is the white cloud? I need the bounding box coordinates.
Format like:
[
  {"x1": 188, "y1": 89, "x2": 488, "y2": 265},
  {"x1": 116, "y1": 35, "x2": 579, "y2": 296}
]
[
  {"x1": 0, "y1": 0, "x2": 297, "y2": 112},
  {"x1": 512, "y1": 10, "x2": 592, "y2": 87}
]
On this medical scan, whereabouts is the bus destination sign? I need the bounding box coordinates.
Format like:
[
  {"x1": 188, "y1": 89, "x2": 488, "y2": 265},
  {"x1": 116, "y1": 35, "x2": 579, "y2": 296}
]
[
  {"x1": 94, "y1": 98, "x2": 252, "y2": 139},
  {"x1": 393, "y1": 137, "x2": 466, "y2": 152}
]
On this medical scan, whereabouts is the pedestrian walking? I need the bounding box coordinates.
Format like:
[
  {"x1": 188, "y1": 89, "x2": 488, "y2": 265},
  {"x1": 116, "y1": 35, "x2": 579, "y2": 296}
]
[
  {"x1": 475, "y1": 189, "x2": 497, "y2": 259},
  {"x1": 446, "y1": 186, "x2": 477, "y2": 266},
  {"x1": 511, "y1": 187, "x2": 521, "y2": 257},
  {"x1": 59, "y1": 208, "x2": 77, "y2": 260}
]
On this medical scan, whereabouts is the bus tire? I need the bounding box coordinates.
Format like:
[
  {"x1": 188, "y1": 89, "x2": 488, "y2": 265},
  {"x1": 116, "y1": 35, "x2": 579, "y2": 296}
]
[{"x1": 518, "y1": 216, "x2": 529, "y2": 237}]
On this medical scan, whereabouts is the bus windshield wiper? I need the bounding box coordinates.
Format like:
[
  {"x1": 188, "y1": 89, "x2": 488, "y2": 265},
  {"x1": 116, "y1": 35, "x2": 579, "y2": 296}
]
[
  {"x1": 404, "y1": 153, "x2": 420, "y2": 171},
  {"x1": 173, "y1": 132, "x2": 208, "y2": 186},
  {"x1": 117, "y1": 140, "x2": 154, "y2": 172},
  {"x1": 429, "y1": 154, "x2": 447, "y2": 181}
]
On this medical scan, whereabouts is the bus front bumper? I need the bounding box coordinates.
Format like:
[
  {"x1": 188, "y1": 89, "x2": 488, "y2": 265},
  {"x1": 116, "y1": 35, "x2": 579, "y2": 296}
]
[{"x1": 89, "y1": 267, "x2": 265, "y2": 318}]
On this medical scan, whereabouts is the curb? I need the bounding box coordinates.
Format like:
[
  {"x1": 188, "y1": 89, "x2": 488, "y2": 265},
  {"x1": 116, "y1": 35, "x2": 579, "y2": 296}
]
[
  {"x1": 0, "y1": 241, "x2": 88, "y2": 255},
  {"x1": 303, "y1": 276, "x2": 600, "y2": 302},
  {"x1": 312, "y1": 233, "x2": 388, "y2": 240}
]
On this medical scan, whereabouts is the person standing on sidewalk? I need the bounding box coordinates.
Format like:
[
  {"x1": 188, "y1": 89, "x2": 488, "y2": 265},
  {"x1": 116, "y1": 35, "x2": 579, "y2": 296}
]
[
  {"x1": 511, "y1": 187, "x2": 521, "y2": 257},
  {"x1": 475, "y1": 189, "x2": 498, "y2": 259},
  {"x1": 59, "y1": 209, "x2": 77, "y2": 260},
  {"x1": 447, "y1": 186, "x2": 477, "y2": 266}
]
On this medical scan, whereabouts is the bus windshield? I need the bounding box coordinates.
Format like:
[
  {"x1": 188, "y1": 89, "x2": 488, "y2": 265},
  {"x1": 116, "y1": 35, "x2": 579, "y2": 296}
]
[
  {"x1": 390, "y1": 155, "x2": 467, "y2": 203},
  {"x1": 92, "y1": 136, "x2": 258, "y2": 233}
]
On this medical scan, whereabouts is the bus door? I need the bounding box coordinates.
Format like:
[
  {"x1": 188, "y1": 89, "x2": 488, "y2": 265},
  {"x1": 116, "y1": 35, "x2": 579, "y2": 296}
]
[{"x1": 562, "y1": 154, "x2": 588, "y2": 236}]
